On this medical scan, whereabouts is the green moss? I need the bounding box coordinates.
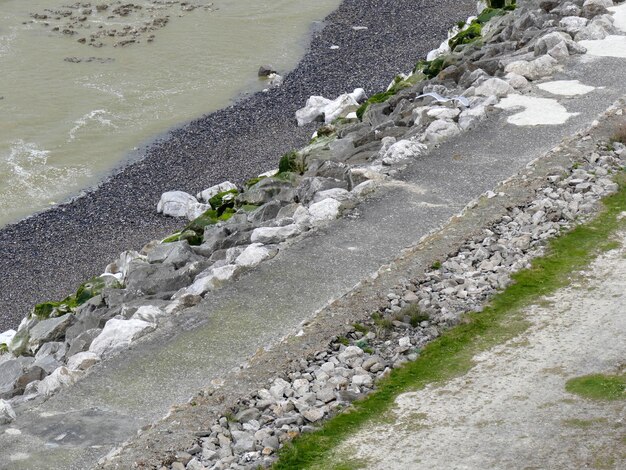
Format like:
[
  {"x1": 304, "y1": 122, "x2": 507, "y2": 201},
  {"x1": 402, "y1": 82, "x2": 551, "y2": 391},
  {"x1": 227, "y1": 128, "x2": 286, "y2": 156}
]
[
  {"x1": 449, "y1": 22, "x2": 482, "y2": 51},
  {"x1": 565, "y1": 374, "x2": 626, "y2": 401},
  {"x1": 278, "y1": 150, "x2": 307, "y2": 175},
  {"x1": 272, "y1": 173, "x2": 626, "y2": 469},
  {"x1": 245, "y1": 176, "x2": 267, "y2": 188},
  {"x1": 356, "y1": 74, "x2": 419, "y2": 120},
  {"x1": 476, "y1": 7, "x2": 506, "y2": 24},
  {"x1": 337, "y1": 337, "x2": 350, "y2": 347},
  {"x1": 0, "y1": 343, "x2": 7, "y2": 354},
  {"x1": 208, "y1": 189, "x2": 238, "y2": 214},
  {"x1": 352, "y1": 323, "x2": 369, "y2": 334}
]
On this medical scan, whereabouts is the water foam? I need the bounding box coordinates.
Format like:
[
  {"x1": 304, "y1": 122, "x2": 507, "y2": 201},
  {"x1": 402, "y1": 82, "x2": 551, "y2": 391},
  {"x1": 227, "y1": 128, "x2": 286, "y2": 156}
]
[{"x1": 68, "y1": 109, "x2": 118, "y2": 142}]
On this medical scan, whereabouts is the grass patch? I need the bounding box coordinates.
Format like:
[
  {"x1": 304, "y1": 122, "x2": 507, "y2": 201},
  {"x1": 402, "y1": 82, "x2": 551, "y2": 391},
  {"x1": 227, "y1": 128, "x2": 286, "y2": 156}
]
[
  {"x1": 562, "y1": 417, "x2": 608, "y2": 428},
  {"x1": 272, "y1": 173, "x2": 626, "y2": 469},
  {"x1": 565, "y1": 373, "x2": 626, "y2": 401}
]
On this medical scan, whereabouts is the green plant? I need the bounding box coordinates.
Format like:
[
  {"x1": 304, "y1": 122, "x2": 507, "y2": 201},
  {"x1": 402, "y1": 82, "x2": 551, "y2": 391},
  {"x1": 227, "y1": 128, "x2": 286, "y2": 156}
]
[
  {"x1": 371, "y1": 312, "x2": 393, "y2": 331},
  {"x1": 337, "y1": 336, "x2": 350, "y2": 346},
  {"x1": 278, "y1": 151, "x2": 307, "y2": 175},
  {"x1": 431, "y1": 260, "x2": 442, "y2": 270},
  {"x1": 565, "y1": 373, "x2": 626, "y2": 401},
  {"x1": 353, "y1": 323, "x2": 369, "y2": 334}
]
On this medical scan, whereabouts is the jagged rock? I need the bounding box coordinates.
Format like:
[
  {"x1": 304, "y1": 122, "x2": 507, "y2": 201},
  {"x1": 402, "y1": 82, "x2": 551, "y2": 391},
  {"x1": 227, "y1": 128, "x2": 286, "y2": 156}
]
[
  {"x1": 248, "y1": 200, "x2": 284, "y2": 224},
  {"x1": 0, "y1": 330, "x2": 16, "y2": 349},
  {"x1": 132, "y1": 305, "x2": 167, "y2": 323},
  {"x1": 0, "y1": 399, "x2": 16, "y2": 424},
  {"x1": 147, "y1": 241, "x2": 198, "y2": 268},
  {"x1": 380, "y1": 139, "x2": 428, "y2": 165},
  {"x1": 308, "y1": 199, "x2": 342, "y2": 225},
  {"x1": 0, "y1": 360, "x2": 23, "y2": 399},
  {"x1": 125, "y1": 261, "x2": 192, "y2": 295},
  {"x1": 504, "y1": 72, "x2": 529, "y2": 90},
  {"x1": 295, "y1": 89, "x2": 366, "y2": 126},
  {"x1": 183, "y1": 264, "x2": 241, "y2": 297},
  {"x1": 560, "y1": 16, "x2": 588, "y2": 34},
  {"x1": 66, "y1": 351, "x2": 100, "y2": 371},
  {"x1": 197, "y1": 181, "x2": 238, "y2": 203},
  {"x1": 164, "y1": 294, "x2": 202, "y2": 315},
  {"x1": 504, "y1": 55, "x2": 559, "y2": 81},
  {"x1": 89, "y1": 319, "x2": 155, "y2": 359},
  {"x1": 312, "y1": 188, "x2": 357, "y2": 209},
  {"x1": 423, "y1": 120, "x2": 461, "y2": 144},
  {"x1": 38, "y1": 366, "x2": 81, "y2": 397},
  {"x1": 458, "y1": 105, "x2": 487, "y2": 131},
  {"x1": 157, "y1": 191, "x2": 209, "y2": 220},
  {"x1": 238, "y1": 178, "x2": 296, "y2": 206},
  {"x1": 28, "y1": 314, "x2": 76, "y2": 351},
  {"x1": 251, "y1": 225, "x2": 301, "y2": 244},
  {"x1": 474, "y1": 77, "x2": 514, "y2": 97},
  {"x1": 235, "y1": 243, "x2": 278, "y2": 268}
]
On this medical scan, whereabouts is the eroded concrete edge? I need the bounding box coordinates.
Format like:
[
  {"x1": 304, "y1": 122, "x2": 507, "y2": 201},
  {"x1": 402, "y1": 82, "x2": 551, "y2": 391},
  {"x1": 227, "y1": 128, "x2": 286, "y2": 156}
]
[{"x1": 98, "y1": 97, "x2": 626, "y2": 469}]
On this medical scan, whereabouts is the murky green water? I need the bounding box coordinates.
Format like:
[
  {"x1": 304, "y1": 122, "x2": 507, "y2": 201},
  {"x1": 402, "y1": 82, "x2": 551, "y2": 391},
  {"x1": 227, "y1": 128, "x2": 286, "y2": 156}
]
[{"x1": 0, "y1": 0, "x2": 339, "y2": 227}]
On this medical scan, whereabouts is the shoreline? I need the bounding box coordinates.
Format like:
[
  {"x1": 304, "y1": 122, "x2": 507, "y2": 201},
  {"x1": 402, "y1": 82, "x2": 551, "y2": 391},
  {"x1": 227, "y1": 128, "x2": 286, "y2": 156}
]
[{"x1": 0, "y1": 0, "x2": 476, "y2": 331}]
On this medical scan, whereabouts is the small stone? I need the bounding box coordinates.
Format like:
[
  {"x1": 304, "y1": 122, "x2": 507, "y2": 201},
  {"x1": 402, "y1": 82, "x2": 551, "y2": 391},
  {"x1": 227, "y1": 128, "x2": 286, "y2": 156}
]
[{"x1": 302, "y1": 408, "x2": 325, "y2": 423}]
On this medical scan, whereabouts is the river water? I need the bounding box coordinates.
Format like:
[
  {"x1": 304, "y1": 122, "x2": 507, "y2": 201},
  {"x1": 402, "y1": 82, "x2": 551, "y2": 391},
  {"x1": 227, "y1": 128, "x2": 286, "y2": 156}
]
[{"x1": 0, "y1": 0, "x2": 339, "y2": 227}]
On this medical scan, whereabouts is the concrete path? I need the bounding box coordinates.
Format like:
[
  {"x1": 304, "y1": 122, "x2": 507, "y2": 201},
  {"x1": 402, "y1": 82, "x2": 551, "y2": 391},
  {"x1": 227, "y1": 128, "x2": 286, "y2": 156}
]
[
  {"x1": 1, "y1": 55, "x2": 626, "y2": 470},
  {"x1": 331, "y1": 233, "x2": 626, "y2": 470}
]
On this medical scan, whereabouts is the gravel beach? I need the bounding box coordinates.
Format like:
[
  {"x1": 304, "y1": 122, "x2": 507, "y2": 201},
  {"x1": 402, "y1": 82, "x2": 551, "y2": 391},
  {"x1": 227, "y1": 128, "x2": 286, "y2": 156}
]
[{"x1": 0, "y1": 0, "x2": 475, "y2": 331}]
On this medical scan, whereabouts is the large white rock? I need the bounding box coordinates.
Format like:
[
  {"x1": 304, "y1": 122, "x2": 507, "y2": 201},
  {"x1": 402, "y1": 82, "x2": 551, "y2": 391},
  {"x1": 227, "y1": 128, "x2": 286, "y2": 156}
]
[
  {"x1": 560, "y1": 16, "x2": 588, "y2": 34},
  {"x1": 312, "y1": 188, "x2": 357, "y2": 209},
  {"x1": 38, "y1": 367, "x2": 81, "y2": 397},
  {"x1": 474, "y1": 77, "x2": 514, "y2": 98},
  {"x1": 157, "y1": 191, "x2": 196, "y2": 217},
  {"x1": 132, "y1": 305, "x2": 167, "y2": 324},
  {"x1": 105, "y1": 250, "x2": 146, "y2": 282},
  {"x1": 426, "y1": 106, "x2": 461, "y2": 120},
  {"x1": 0, "y1": 330, "x2": 16, "y2": 348},
  {"x1": 423, "y1": 120, "x2": 462, "y2": 144},
  {"x1": 0, "y1": 399, "x2": 17, "y2": 424},
  {"x1": 196, "y1": 181, "x2": 238, "y2": 203},
  {"x1": 295, "y1": 88, "x2": 366, "y2": 126},
  {"x1": 293, "y1": 205, "x2": 312, "y2": 227},
  {"x1": 380, "y1": 139, "x2": 427, "y2": 165},
  {"x1": 66, "y1": 351, "x2": 100, "y2": 371},
  {"x1": 250, "y1": 224, "x2": 301, "y2": 244},
  {"x1": 458, "y1": 105, "x2": 487, "y2": 131},
  {"x1": 235, "y1": 243, "x2": 278, "y2": 268},
  {"x1": 308, "y1": 198, "x2": 342, "y2": 225},
  {"x1": 504, "y1": 55, "x2": 559, "y2": 81},
  {"x1": 504, "y1": 72, "x2": 529, "y2": 90},
  {"x1": 185, "y1": 264, "x2": 241, "y2": 296},
  {"x1": 89, "y1": 319, "x2": 155, "y2": 359}
]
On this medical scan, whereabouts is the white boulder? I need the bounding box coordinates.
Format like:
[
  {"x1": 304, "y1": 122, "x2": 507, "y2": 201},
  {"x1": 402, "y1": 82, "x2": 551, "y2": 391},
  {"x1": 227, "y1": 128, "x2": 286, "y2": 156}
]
[
  {"x1": 38, "y1": 367, "x2": 81, "y2": 397},
  {"x1": 196, "y1": 181, "x2": 238, "y2": 203},
  {"x1": 66, "y1": 351, "x2": 101, "y2": 371},
  {"x1": 312, "y1": 188, "x2": 357, "y2": 209},
  {"x1": 250, "y1": 224, "x2": 301, "y2": 244},
  {"x1": 235, "y1": 243, "x2": 278, "y2": 268},
  {"x1": 89, "y1": 318, "x2": 155, "y2": 359},
  {"x1": 184, "y1": 264, "x2": 241, "y2": 296},
  {"x1": 308, "y1": 198, "x2": 342, "y2": 225},
  {"x1": 157, "y1": 191, "x2": 209, "y2": 220},
  {"x1": 423, "y1": 120, "x2": 462, "y2": 144},
  {"x1": 560, "y1": 16, "x2": 588, "y2": 34},
  {"x1": 0, "y1": 330, "x2": 16, "y2": 348},
  {"x1": 0, "y1": 399, "x2": 16, "y2": 424},
  {"x1": 504, "y1": 55, "x2": 560, "y2": 81},
  {"x1": 504, "y1": 72, "x2": 529, "y2": 90},
  {"x1": 380, "y1": 139, "x2": 427, "y2": 165},
  {"x1": 474, "y1": 77, "x2": 514, "y2": 98},
  {"x1": 426, "y1": 106, "x2": 461, "y2": 120},
  {"x1": 295, "y1": 88, "x2": 366, "y2": 126},
  {"x1": 458, "y1": 105, "x2": 487, "y2": 131},
  {"x1": 132, "y1": 305, "x2": 167, "y2": 324}
]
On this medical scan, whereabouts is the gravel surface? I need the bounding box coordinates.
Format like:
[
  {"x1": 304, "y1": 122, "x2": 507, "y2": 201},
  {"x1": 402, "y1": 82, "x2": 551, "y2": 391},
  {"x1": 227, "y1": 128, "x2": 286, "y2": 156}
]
[
  {"x1": 0, "y1": 0, "x2": 475, "y2": 331},
  {"x1": 331, "y1": 235, "x2": 626, "y2": 469}
]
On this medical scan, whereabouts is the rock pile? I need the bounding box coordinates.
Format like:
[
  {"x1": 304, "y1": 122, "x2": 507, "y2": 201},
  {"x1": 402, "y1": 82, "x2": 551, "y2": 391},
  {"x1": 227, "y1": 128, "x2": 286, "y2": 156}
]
[
  {"x1": 159, "y1": 138, "x2": 626, "y2": 470},
  {"x1": 2, "y1": 0, "x2": 625, "y2": 441}
]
